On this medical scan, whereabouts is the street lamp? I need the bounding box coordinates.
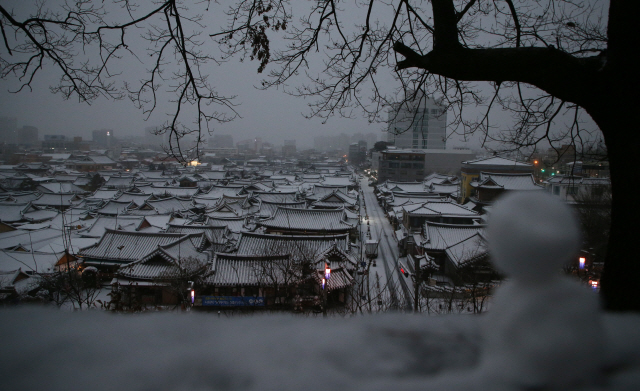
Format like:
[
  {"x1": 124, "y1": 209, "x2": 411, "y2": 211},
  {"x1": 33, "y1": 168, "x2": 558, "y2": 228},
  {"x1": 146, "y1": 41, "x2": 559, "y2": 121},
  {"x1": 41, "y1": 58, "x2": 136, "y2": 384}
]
[{"x1": 322, "y1": 262, "x2": 331, "y2": 317}]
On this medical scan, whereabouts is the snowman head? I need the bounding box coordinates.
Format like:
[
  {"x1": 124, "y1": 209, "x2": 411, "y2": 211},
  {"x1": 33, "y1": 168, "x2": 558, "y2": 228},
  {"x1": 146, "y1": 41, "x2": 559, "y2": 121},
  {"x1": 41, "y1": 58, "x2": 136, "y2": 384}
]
[{"x1": 487, "y1": 191, "x2": 580, "y2": 283}]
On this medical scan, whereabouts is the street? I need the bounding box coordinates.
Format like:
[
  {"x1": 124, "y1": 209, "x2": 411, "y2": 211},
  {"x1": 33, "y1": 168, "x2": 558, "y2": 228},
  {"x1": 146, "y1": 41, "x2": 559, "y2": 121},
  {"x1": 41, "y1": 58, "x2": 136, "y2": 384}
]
[{"x1": 359, "y1": 178, "x2": 414, "y2": 311}]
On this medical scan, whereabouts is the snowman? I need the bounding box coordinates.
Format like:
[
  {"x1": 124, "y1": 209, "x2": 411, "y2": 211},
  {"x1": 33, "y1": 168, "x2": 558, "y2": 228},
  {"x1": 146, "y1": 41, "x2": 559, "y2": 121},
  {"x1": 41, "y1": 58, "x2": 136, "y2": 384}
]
[{"x1": 481, "y1": 191, "x2": 604, "y2": 390}]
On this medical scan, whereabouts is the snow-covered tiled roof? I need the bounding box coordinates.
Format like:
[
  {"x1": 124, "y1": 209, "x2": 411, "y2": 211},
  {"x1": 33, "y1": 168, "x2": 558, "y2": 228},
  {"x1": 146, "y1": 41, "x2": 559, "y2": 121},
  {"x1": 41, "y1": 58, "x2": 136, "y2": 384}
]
[
  {"x1": 206, "y1": 254, "x2": 292, "y2": 286},
  {"x1": 421, "y1": 222, "x2": 485, "y2": 251},
  {"x1": 79, "y1": 229, "x2": 189, "y2": 264},
  {"x1": 206, "y1": 217, "x2": 247, "y2": 233},
  {"x1": 313, "y1": 268, "x2": 353, "y2": 291},
  {"x1": 473, "y1": 172, "x2": 543, "y2": 191},
  {"x1": 79, "y1": 215, "x2": 145, "y2": 238},
  {"x1": 444, "y1": 233, "x2": 488, "y2": 267},
  {"x1": 166, "y1": 224, "x2": 228, "y2": 245},
  {"x1": 252, "y1": 191, "x2": 298, "y2": 203},
  {"x1": 32, "y1": 193, "x2": 81, "y2": 208},
  {"x1": 0, "y1": 250, "x2": 61, "y2": 273},
  {"x1": 259, "y1": 200, "x2": 306, "y2": 218},
  {"x1": 0, "y1": 228, "x2": 63, "y2": 251},
  {"x1": 94, "y1": 200, "x2": 135, "y2": 215},
  {"x1": 235, "y1": 232, "x2": 350, "y2": 260},
  {"x1": 403, "y1": 201, "x2": 479, "y2": 217},
  {"x1": 463, "y1": 156, "x2": 532, "y2": 166},
  {"x1": 258, "y1": 207, "x2": 354, "y2": 232},
  {"x1": 6, "y1": 192, "x2": 40, "y2": 203},
  {"x1": 0, "y1": 202, "x2": 39, "y2": 223},
  {"x1": 116, "y1": 192, "x2": 151, "y2": 206},
  {"x1": 149, "y1": 186, "x2": 199, "y2": 198},
  {"x1": 90, "y1": 189, "x2": 121, "y2": 200},
  {"x1": 139, "y1": 197, "x2": 194, "y2": 214},
  {"x1": 382, "y1": 181, "x2": 426, "y2": 193}
]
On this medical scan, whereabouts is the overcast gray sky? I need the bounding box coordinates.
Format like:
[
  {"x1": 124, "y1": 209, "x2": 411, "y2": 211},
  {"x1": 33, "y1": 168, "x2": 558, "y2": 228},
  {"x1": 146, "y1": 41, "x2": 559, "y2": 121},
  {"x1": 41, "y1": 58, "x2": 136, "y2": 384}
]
[{"x1": 0, "y1": 1, "x2": 601, "y2": 152}]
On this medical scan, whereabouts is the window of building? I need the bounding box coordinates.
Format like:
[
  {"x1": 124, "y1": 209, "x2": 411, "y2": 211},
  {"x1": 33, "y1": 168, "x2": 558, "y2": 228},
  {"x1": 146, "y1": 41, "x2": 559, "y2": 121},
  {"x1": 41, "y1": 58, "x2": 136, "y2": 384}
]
[
  {"x1": 401, "y1": 162, "x2": 412, "y2": 169},
  {"x1": 553, "y1": 186, "x2": 560, "y2": 195},
  {"x1": 389, "y1": 162, "x2": 399, "y2": 168},
  {"x1": 413, "y1": 163, "x2": 424, "y2": 169}
]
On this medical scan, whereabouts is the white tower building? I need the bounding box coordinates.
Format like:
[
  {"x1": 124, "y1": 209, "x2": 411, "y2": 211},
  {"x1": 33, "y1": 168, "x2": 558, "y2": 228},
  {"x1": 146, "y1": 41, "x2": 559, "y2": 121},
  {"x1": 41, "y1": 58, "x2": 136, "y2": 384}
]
[{"x1": 386, "y1": 94, "x2": 447, "y2": 149}]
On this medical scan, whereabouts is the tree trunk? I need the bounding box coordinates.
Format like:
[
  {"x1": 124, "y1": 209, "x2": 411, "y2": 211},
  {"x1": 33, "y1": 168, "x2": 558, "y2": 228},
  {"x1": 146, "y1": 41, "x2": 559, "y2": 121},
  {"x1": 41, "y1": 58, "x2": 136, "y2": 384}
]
[{"x1": 589, "y1": 105, "x2": 640, "y2": 311}]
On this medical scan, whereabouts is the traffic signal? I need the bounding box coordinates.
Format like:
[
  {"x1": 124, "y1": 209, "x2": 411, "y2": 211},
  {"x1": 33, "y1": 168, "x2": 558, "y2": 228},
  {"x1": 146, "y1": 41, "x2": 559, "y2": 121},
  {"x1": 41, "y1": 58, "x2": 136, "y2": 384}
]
[{"x1": 541, "y1": 168, "x2": 545, "y2": 173}]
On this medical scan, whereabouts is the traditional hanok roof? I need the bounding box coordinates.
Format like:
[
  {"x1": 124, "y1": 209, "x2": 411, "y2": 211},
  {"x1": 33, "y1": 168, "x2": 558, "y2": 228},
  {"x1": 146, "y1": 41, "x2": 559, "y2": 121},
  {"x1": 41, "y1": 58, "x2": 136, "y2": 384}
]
[
  {"x1": 79, "y1": 215, "x2": 146, "y2": 238},
  {"x1": 0, "y1": 202, "x2": 41, "y2": 223},
  {"x1": 444, "y1": 233, "x2": 488, "y2": 268},
  {"x1": 166, "y1": 224, "x2": 229, "y2": 250},
  {"x1": 136, "y1": 197, "x2": 194, "y2": 214},
  {"x1": 32, "y1": 193, "x2": 82, "y2": 208},
  {"x1": 206, "y1": 201, "x2": 242, "y2": 218},
  {"x1": 204, "y1": 185, "x2": 243, "y2": 198},
  {"x1": 307, "y1": 185, "x2": 349, "y2": 200},
  {"x1": 380, "y1": 181, "x2": 426, "y2": 194},
  {"x1": 424, "y1": 173, "x2": 460, "y2": 186},
  {"x1": 0, "y1": 250, "x2": 62, "y2": 274},
  {"x1": 420, "y1": 222, "x2": 485, "y2": 251},
  {"x1": 135, "y1": 171, "x2": 166, "y2": 180},
  {"x1": 104, "y1": 176, "x2": 135, "y2": 189},
  {"x1": 313, "y1": 241, "x2": 357, "y2": 270},
  {"x1": 545, "y1": 175, "x2": 611, "y2": 186},
  {"x1": 311, "y1": 190, "x2": 357, "y2": 209},
  {"x1": 258, "y1": 207, "x2": 354, "y2": 232},
  {"x1": 6, "y1": 192, "x2": 40, "y2": 203},
  {"x1": 142, "y1": 214, "x2": 174, "y2": 231},
  {"x1": 259, "y1": 200, "x2": 306, "y2": 218},
  {"x1": 21, "y1": 208, "x2": 58, "y2": 223},
  {"x1": 402, "y1": 201, "x2": 479, "y2": 218},
  {"x1": 463, "y1": 156, "x2": 532, "y2": 167},
  {"x1": 79, "y1": 229, "x2": 192, "y2": 265},
  {"x1": 251, "y1": 191, "x2": 298, "y2": 203},
  {"x1": 388, "y1": 194, "x2": 444, "y2": 207},
  {"x1": 0, "y1": 228, "x2": 63, "y2": 251},
  {"x1": 234, "y1": 232, "x2": 350, "y2": 261},
  {"x1": 37, "y1": 182, "x2": 86, "y2": 194},
  {"x1": 115, "y1": 234, "x2": 211, "y2": 281},
  {"x1": 206, "y1": 253, "x2": 293, "y2": 287},
  {"x1": 93, "y1": 200, "x2": 135, "y2": 216},
  {"x1": 150, "y1": 186, "x2": 199, "y2": 198},
  {"x1": 192, "y1": 196, "x2": 222, "y2": 209},
  {"x1": 87, "y1": 189, "x2": 121, "y2": 202},
  {"x1": 313, "y1": 267, "x2": 353, "y2": 291},
  {"x1": 428, "y1": 183, "x2": 459, "y2": 196},
  {"x1": 115, "y1": 192, "x2": 152, "y2": 206},
  {"x1": 198, "y1": 171, "x2": 227, "y2": 181},
  {"x1": 471, "y1": 172, "x2": 543, "y2": 191},
  {"x1": 206, "y1": 217, "x2": 248, "y2": 233},
  {"x1": 321, "y1": 176, "x2": 354, "y2": 187}
]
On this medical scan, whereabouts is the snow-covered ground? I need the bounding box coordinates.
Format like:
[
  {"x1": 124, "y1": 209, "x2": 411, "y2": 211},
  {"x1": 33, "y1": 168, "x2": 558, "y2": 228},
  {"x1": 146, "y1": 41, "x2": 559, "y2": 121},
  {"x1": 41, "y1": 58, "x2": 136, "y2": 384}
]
[
  {"x1": 2, "y1": 189, "x2": 640, "y2": 391},
  {"x1": 1, "y1": 307, "x2": 639, "y2": 390}
]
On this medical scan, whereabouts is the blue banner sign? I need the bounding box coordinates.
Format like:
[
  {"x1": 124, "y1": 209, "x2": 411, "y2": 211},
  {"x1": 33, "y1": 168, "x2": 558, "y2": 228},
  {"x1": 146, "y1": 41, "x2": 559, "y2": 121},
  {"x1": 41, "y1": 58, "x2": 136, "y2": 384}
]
[{"x1": 201, "y1": 296, "x2": 265, "y2": 307}]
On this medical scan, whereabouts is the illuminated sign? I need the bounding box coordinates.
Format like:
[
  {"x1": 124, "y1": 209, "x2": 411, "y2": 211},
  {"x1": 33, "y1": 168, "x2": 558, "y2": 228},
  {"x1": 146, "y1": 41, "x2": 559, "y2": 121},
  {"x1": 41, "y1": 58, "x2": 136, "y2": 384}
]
[{"x1": 201, "y1": 296, "x2": 265, "y2": 306}]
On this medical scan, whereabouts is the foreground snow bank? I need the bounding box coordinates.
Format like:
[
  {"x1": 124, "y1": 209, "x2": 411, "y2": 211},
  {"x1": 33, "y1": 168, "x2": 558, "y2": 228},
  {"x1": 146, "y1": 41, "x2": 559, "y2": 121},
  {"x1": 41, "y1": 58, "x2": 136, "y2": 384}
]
[{"x1": 1, "y1": 309, "x2": 639, "y2": 391}]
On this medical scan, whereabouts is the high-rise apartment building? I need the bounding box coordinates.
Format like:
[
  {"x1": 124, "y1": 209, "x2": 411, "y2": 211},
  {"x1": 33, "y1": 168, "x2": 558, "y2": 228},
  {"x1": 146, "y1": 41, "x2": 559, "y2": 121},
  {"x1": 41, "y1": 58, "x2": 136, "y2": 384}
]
[
  {"x1": 386, "y1": 94, "x2": 447, "y2": 150},
  {"x1": 0, "y1": 116, "x2": 17, "y2": 144}
]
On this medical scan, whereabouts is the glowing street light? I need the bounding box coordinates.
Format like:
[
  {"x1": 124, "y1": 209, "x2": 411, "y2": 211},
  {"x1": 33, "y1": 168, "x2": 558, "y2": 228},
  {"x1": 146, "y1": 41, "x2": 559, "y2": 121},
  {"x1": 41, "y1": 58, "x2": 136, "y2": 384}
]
[{"x1": 579, "y1": 257, "x2": 586, "y2": 270}]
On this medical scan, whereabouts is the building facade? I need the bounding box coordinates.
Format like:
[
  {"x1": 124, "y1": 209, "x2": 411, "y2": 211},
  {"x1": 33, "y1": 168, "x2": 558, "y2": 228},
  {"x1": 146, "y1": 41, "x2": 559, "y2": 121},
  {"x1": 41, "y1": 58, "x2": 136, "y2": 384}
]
[{"x1": 386, "y1": 95, "x2": 447, "y2": 150}]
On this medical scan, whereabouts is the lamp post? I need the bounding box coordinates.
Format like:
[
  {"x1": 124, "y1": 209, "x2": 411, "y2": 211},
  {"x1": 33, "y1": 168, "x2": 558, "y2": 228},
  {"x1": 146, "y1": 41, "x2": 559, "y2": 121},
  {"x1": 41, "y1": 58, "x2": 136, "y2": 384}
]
[{"x1": 322, "y1": 262, "x2": 331, "y2": 317}]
